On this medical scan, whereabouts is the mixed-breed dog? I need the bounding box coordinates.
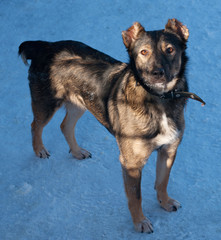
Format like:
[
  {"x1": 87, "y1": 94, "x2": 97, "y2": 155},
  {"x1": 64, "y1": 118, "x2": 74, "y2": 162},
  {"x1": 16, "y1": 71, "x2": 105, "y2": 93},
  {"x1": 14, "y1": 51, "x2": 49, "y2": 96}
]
[{"x1": 19, "y1": 19, "x2": 205, "y2": 233}]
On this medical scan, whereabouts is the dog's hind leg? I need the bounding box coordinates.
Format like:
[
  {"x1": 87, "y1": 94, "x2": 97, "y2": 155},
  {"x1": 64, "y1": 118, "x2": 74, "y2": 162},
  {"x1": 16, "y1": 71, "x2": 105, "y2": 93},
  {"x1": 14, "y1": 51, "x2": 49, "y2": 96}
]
[
  {"x1": 60, "y1": 102, "x2": 91, "y2": 160},
  {"x1": 31, "y1": 101, "x2": 58, "y2": 158}
]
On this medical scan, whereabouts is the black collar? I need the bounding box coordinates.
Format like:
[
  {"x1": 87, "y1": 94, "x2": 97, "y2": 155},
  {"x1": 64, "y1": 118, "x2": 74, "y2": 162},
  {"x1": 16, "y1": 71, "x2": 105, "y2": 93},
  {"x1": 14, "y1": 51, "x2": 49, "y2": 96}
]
[
  {"x1": 160, "y1": 90, "x2": 206, "y2": 106},
  {"x1": 140, "y1": 82, "x2": 206, "y2": 106}
]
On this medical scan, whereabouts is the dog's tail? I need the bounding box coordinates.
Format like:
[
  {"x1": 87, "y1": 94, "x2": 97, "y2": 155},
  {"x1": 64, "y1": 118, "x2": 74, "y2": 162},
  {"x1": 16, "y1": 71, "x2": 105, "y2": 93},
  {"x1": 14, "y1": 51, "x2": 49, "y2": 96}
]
[{"x1": 18, "y1": 41, "x2": 50, "y2": 65}]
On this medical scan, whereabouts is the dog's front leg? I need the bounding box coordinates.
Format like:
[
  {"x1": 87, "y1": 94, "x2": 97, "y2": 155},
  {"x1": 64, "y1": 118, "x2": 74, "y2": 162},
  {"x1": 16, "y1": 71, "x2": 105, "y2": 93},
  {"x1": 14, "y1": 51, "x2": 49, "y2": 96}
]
[
  {"x1": 121, "y1": 163, "x2": 153, "y2": 233},
  {"x1": 155, "y1": 140, "x2": 182, "y2": 212}
]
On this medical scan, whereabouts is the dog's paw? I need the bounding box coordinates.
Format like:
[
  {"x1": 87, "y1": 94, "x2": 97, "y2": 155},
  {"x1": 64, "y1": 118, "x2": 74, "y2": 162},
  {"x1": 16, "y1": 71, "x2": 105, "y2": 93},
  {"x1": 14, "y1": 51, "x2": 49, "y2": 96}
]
[
  {"x1": 159, "y1": 197, "x2": 181, "y2": 212},
  {"x1": 70, "y1": 148, "x2": 92, "y2": 160},
  {"x1": 134, "y1": 218, "x2": 154, "y2": 233},
  {"x1": 34, "y1": 146, "x2": 50, "y2": 159}
]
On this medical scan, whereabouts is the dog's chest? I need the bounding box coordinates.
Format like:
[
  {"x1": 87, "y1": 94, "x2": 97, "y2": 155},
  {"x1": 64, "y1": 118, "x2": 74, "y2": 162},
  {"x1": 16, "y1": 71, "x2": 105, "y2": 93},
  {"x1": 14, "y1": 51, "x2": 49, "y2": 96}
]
[{"x1": 154, "y1": 113, "x2": 180, "y2": 147}]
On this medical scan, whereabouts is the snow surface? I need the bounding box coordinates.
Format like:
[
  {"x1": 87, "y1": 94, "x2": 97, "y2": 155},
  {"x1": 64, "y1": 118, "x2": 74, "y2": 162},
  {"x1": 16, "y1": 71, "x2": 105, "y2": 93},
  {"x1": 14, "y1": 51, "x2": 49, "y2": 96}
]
[{"x1": 0, "y1": 0, "x2": 221, "y2": 239}]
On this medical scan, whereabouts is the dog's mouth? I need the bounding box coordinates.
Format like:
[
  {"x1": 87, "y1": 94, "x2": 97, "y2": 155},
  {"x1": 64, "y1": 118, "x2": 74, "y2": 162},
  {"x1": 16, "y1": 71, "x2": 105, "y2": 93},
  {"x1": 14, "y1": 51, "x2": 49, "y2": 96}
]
[
  {"x1": 136, "y1": 67, "x2": 180, "y2": 94},
  {"x1": 142, "y1": 75, "x2": 176, "y2": 94}
]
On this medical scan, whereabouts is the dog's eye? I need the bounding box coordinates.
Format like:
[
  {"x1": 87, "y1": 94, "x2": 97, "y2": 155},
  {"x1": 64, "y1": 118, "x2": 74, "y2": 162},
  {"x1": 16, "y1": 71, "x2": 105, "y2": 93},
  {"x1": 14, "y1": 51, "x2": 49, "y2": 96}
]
[
  {"x1": 166, "y1": 47, "x2": 174, "y2": 54},
  {"x1": 141, "y1": 50, "x2": 149, "y2": 56}
]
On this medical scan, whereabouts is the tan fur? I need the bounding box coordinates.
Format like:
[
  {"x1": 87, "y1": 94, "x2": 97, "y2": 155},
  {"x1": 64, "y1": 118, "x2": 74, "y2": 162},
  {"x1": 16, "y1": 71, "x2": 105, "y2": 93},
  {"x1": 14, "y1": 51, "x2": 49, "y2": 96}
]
[
  {"x1": 165, "y1": 18, "x2": 189, "y2": 41},
  {"x1": 60, "y1": 102, "x2": 91, "y2": 160},
  {"x1": 122, "y1": 22, "x2": 145, "y2": 49},
  {"x1": 121, "y1": 165, "x2": 153, "y2": 233},
  {"x1": 155, "y1": 140, "x2": 182, "y2": 211}
]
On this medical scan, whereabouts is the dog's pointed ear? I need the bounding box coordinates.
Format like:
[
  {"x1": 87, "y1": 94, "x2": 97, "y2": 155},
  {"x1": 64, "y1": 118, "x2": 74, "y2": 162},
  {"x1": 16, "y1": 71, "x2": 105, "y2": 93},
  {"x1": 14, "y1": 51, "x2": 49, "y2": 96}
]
[
  {"x1": 122, "y1": 22, "x2": 145, "y2": 49},
  {"x1": 165, "y1": 18, "x2": 189, "y2": 41}
]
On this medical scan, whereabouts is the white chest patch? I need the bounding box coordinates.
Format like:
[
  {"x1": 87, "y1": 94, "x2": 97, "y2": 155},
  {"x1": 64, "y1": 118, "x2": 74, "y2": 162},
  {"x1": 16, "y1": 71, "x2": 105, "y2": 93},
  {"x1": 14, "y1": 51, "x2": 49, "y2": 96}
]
[{"x1": 154, "y1": 113, "x2": 180, "y2": 147}]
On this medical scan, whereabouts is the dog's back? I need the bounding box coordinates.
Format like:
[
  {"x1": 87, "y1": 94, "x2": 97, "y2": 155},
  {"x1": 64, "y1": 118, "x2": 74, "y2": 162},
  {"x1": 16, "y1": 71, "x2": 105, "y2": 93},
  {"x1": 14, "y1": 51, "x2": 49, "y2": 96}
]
[
  {"x1": 18, "y1": 40, "x2": 127, "y2": 132},
  {"x1": 19, "y1": 40, "x2": 120, "y2": 66}
]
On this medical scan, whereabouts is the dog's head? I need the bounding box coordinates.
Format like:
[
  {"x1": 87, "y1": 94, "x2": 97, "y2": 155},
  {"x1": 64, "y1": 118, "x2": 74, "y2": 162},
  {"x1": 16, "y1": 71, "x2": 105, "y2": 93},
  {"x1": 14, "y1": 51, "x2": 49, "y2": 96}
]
[{"x1": 122, "y1": 19, "x2": 189, "y2": 94}]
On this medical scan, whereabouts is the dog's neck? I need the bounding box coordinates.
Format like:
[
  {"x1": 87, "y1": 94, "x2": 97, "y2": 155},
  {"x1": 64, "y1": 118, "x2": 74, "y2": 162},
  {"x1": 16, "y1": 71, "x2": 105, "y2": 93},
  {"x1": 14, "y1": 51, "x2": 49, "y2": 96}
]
[{"x1": 128, "y1": 61, "x2": 205, "y2": 106}]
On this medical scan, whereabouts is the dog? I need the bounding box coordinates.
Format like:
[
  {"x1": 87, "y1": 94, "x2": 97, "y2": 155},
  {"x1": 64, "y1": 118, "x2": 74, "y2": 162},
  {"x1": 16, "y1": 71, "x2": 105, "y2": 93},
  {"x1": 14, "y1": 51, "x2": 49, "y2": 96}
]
[{"x1": 19, "y1": 19, "x2": 197, "y2": 233}]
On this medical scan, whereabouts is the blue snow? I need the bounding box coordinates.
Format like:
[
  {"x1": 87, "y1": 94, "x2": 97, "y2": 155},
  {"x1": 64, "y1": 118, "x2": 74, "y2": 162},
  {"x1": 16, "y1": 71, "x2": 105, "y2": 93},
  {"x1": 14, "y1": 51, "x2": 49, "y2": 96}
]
[{"x1": 0, "y1": 0, "x2": 220, "y2": 239}]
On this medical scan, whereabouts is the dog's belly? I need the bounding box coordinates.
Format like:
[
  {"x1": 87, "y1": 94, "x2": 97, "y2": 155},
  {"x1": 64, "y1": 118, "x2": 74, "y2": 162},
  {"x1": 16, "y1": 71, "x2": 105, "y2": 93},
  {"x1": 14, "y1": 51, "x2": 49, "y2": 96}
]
[{"x1": 154, "y1": 113, "x2": 180, "y2": 147}]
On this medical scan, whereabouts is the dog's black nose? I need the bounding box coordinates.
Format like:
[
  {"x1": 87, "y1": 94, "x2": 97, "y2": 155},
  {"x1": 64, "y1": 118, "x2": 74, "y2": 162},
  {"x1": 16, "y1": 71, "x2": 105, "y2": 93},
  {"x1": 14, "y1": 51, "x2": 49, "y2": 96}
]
[{"x1": 152, "y1": 68, "x2": 165, "y2": 77}]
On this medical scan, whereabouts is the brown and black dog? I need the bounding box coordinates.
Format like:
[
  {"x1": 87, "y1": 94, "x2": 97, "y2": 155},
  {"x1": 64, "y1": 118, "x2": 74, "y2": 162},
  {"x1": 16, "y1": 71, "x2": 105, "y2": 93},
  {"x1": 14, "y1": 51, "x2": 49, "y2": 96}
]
[{"x1": 19, "y1": 19, "x2": 190, "y2": 233}]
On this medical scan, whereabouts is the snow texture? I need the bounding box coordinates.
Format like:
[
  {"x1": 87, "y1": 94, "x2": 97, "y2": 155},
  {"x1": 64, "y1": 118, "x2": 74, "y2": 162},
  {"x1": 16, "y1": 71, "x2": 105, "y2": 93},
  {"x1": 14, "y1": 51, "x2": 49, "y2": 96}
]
[{"x1": 0, "y1": 0, "x2": 220, "y2": 239}]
